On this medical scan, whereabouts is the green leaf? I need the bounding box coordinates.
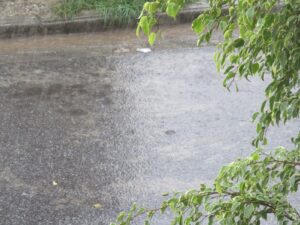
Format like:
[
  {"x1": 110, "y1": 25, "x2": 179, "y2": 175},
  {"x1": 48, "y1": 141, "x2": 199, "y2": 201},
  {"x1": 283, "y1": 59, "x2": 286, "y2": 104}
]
[
  {"x1": 266, "y1": 55, "x2": 274, "y2": 67},
  {"x1": 192, "y1": 18, "x2": 205, "y2": 33},
  {"x1": 246, "y1": 7, "x2": 255, "y2": 27},
  {"x1": 229, "y1": 6, "x2": 235, "y2": 16},
  {"x1": 144, "y1": 2, "x2": 159, "y2": 14},
  {"x1": 251, "y1": 152, "x2": 260, "y2": 161},
  {"x1": 251, "y1": 63, "x2": 259, "y2": 74},
  {"x1": 138, "y1": 16, "x2": 150, "y2": 36},
  {"x1": 215, "y1": 182, "x2": 222, "y2": 193},
  {"x1": 214, "y1": 8, "x2": 222, "y2": 17},
  {"x1": 148, "y1": 32, "x2": 156, "y2": 46},
  {"x1": 224, "y1": 65, "x2": 234, "y2": 74},
  {"x1": 233, "y1": 38, "x2": 245, "y2": 48},
  {"x1": 117, "y1": 212, "x2": 126, "y2": 222},
  {"x1": 166, "y1": 3, "x2": 180, "y2": 18},
  {"x1": 224, "y1": 30, "x2": 233, "y2": 39},
  {"x1": 130, "y1": 203, "x2": 137, "y2": 211},
  {"x1": 263, "y1": 29, "x2": 271, "y2": 41},
  {"x1": 220, "y1": 20, "x2": 228, "y2": 31},
  {"x1": 223, "y1": 72, "x2": 235, "y2": 87},
  {"x1": 137, "y1": 207, "x2": 145, "y2": 215},
  {"x1": 264, "y1": 14, "x2": 274, "y2": 26},
  {"x1": 252, "y1": 112, "x2": 260, "y2": 121},
  {"x1": 147, "y1": 210, "x2": 155, "y2": 219},
  {"x1": 184, "y1": 217, "x2": 192, "y2": 225},
  {"x1": 260, "y1": 100, "x2": 267, "y2": 112},
  {"x1": 244, "y1": 204, "x2": 254, "y2": 219}
]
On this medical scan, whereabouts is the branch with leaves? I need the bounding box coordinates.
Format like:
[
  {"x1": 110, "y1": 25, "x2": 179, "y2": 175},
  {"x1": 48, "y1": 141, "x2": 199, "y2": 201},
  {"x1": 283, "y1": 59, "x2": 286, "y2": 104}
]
[
  {"x1": 112, "y1": 0, "x2": 300, "y2": 224},
  {"x1": 111, "y1": 147, "x2": 300, "y2": 225}
]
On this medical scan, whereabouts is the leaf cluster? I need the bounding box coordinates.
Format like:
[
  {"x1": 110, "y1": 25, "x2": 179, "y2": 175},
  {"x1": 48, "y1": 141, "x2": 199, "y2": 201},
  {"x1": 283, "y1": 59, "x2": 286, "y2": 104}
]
[{"x1": 112, "y1": 147, "x2": 300, "y2": 225}]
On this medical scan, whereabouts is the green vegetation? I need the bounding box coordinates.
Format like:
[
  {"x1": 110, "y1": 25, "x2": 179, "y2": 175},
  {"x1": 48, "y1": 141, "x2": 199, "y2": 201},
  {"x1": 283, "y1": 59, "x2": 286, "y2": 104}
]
[
  {"x1": 112, "y1": 0, "x2": 300, "y2": 224},
  {"x1": 54, "y1": 0, "x2": 198, "y2": 24},
  {"x1": 54, "y1": 0, "x2": 147, "y2": 24}
]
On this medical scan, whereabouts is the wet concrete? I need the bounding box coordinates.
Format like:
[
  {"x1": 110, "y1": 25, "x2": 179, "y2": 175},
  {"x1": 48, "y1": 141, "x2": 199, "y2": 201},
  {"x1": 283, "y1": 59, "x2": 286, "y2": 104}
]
[{"x1": 0, "y1": 26, "x2": 299, "y2": 225}]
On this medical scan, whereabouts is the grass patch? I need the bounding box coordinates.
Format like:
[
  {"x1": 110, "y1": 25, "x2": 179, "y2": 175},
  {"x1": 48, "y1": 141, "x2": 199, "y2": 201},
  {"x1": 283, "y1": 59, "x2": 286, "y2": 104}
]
[
  {"x1": 54, "y1": 0, "x2": 199, "y2": 25},
  {"x1": 54, "y1": 0, "x2": 147, "y2": 25}
]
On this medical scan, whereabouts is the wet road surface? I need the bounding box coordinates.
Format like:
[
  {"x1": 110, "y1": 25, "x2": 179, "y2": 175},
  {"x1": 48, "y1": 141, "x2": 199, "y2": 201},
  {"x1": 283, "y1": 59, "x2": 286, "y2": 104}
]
[{"x1": 0, "y1": 25, "x2": 299, "y2": 225}]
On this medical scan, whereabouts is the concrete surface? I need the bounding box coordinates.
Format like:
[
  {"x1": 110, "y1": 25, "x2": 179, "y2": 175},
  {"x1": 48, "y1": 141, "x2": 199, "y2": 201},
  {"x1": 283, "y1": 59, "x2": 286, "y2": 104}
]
[{"x1": 0, "y1": 25, "x2": 298, "y2": 225}]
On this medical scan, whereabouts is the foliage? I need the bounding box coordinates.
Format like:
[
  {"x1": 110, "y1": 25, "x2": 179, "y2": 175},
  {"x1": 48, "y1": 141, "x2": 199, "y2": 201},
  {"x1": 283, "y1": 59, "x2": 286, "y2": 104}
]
[
  {"x1": 111, "y1": 0, "x2": 300, "y2": 224},
  {"x1": 54, "y1": 0, "x2": 147, "y2": 24},
  {"x1": 53, "y1": 0, "x2": 199, "y2": 25},
  {"x1": 112, "y1": 147, "x2": 300, "y2": 225}
]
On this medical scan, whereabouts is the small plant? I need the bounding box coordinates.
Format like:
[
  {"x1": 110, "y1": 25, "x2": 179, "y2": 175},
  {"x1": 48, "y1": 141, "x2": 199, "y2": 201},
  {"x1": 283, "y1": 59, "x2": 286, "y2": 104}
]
[{"x1": 112, "y1": 0, "x2": 300, "y2": 224}]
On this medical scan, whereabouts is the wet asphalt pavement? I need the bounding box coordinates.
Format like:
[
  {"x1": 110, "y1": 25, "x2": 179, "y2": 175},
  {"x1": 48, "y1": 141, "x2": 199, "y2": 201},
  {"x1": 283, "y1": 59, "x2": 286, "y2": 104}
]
[{"x1": 0, "y1": 25, "x2": 299, "y2": 225}]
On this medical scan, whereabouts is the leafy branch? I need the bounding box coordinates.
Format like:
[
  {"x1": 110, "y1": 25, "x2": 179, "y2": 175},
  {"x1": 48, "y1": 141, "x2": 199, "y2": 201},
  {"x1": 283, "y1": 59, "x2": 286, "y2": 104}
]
[
  {"x1": 112, "y1": 148, "x2": 300, "y2": 225},
  {"x1": 112, "y1": 0, "x2": 300, "y2": 224}
]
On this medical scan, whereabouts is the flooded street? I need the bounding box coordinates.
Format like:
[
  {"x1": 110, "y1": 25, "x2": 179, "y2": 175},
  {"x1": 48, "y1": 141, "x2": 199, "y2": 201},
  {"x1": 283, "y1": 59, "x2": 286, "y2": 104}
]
[{"x1": 0, "y1": 25, "x2": 298, "y2": 225}]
